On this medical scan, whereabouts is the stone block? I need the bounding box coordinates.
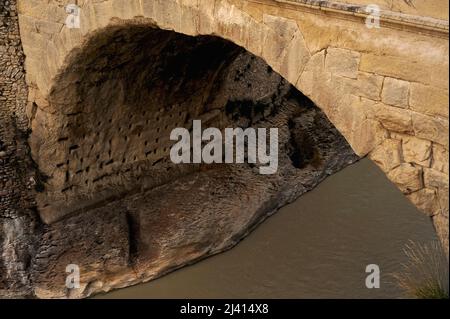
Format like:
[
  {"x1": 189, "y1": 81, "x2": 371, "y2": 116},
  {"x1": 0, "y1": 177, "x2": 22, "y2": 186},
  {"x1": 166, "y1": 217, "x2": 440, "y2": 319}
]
[
  {"x1": 412, "y1": 112, "x2": 449, "y2": 148},
  {"x1": 369, "y1": 138, "x2": 402, "y2": 172},
  {"x1": 407, "y1": 188, "x2": 439, "y2": 216},
  {"x1": 375, "y1": 104, "x2": 413, "y2": 133},
  {"x1": 360, "y1": 53, "x2": 448, "y2": 90},
  {"x1": 424, "y1": 168, "x2": 449, "y2": 190},
  {"x1": 340, "y1": 72, "x2": 383, "y2": 101},
  {"x1": 325, "y1": 48, "x2": 360, "y2": 79},
  {"x1": 280, "y1": 30, "x2": 311, "y2": 85},
  {"x1": 387, "y1": 163, "x2": 423, "y2": 194},
  {"x1": 432, "y1": 143, "x2": 449, "y2": 174},
  {"x1": 381, "y1": 77, "x2": 409, "y2": 108},
  {"x1": 409, "y1": 83, "x2": 449, "y2": 118},
  {"x1": 402, "y1": 136, "x2": 432, "y2": 167}
]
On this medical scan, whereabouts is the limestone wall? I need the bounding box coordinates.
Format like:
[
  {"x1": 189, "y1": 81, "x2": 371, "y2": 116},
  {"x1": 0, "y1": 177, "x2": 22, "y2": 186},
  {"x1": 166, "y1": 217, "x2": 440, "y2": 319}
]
[
  {"x1": 15, "y1": 0, "x2": 449, "y2": 253},
  {"x1": 243, "y1": 0, "x2": 450, "y2": 254}
]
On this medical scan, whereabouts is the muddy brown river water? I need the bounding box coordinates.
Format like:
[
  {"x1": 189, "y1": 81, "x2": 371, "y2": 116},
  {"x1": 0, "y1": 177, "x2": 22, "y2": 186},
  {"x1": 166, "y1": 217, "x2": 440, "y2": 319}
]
[{"x1": 96, "y1": 158, "x2": 438, "y2": 299}]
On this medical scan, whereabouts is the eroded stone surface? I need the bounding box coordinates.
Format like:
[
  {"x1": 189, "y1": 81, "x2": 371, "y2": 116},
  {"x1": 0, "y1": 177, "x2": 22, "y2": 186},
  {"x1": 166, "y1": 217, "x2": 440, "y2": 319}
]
[
  {"x1": 0, "y1": 1, "x2": 40, "y2": 298},
  {"x1": 32, "y1": 209, "x2": 130, "y2": 299},
  {"x1": 381, "y1": 77, "x2": 409, "y2": 108},
  {"x1": 387, "y1": 163, "x2": 423, "y2": 194}
]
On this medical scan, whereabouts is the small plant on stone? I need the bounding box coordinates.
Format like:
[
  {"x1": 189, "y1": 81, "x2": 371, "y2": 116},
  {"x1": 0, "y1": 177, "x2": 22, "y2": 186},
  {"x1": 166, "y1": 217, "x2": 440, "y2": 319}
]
[{"x1": 392, "y1": 240, "x2": 449, "y2": 299}]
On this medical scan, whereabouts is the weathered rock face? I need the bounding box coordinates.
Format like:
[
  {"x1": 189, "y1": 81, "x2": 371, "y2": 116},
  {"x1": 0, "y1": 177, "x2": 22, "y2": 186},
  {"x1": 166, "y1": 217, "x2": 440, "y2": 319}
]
[{"x1": 0, "y1": 0, "x2": 40, "y2": 298}]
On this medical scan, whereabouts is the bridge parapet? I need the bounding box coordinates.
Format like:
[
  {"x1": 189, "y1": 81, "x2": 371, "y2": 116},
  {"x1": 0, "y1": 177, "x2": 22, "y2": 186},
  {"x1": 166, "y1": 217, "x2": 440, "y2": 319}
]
[
  {"x1": 329, "y1": 0, "x2": 447, "y2": 20},
  {"x1": 260, "y1": 0, "x2": 449, "y2": 36}
]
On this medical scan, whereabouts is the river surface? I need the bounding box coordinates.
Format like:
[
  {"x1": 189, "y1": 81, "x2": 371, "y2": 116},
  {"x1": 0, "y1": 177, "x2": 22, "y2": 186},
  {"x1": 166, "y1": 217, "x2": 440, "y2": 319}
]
[{"x1": 97, "y1": 158, "x2": 438, "y2": 299}]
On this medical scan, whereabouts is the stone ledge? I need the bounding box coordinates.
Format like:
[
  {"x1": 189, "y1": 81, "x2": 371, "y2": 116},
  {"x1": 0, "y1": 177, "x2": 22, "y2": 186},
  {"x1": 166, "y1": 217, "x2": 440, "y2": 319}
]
[{"x1": 248, "y1": 0, "x2": 449, "y2": 38}]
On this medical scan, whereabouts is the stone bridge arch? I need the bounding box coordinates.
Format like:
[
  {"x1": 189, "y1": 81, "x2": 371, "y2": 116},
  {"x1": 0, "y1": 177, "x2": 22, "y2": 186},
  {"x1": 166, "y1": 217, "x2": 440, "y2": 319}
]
[{"x1": 17, "y1": 0, "x2": 449, "y2": 253}]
